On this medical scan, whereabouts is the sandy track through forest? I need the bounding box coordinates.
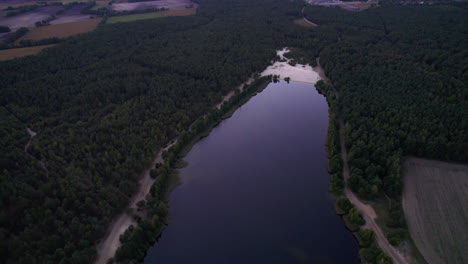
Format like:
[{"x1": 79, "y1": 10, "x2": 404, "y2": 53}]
[
  {"x1": 95, "y1": 73, "x2": 257, "y2": 263},
  {"x1": 338, "y1": 119, "x2": 407, "y2": 264},
  {"x1": 330, "y1": 79, "x2": 408, "y2": 264},
  {"x1": 95, "y1": 141, "x2": 176, "y2": 264},
  {"x1": 319, "y1": 56, "x2": 407, "y2": 263}
]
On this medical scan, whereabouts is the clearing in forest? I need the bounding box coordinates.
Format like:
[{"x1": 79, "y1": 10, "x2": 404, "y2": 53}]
[
  {"x1": 294, "y1": 17, "x2": 317, "y2": 27},
  {"x1": 0, "y1": 44, "x2": 56, "y2": 60},
  {"x1": 106, "y1": 8, "x2": 196, "y2": 24},
  {"x1": 402, "y1": 157, "x2": 468, "y2": 264},
  {"x1": 17, "y1": 18, "x2": 101, "y2": 41}
]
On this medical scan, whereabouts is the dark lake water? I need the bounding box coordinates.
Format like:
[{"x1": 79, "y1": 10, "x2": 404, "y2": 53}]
[{"x1": 144, "y1": 81, "x2": 359, "y2": 264}]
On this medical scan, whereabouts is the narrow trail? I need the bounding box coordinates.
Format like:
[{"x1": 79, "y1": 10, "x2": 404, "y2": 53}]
[
  {"x1": 301, "y1": 6, "x2": 318, "y2": 27},
  {"x1": 302, "y1": 17, "x2": 318, "y2": 27},
  {"x1": 315, "y1": 58, "x2": 328, "y2": 82},
  {"x1": 95, "y1": 140, "x2": 177, "y2": 264},
  {"x1": 96, "y1": 74, "x2": 256, "y2": 264},
  {"x1": 24, "y1": 127, "x2": 37, "y2": 153},
  {"x1": 24, "y1": 127, "x2": 49, "y2": 174},
  {"x1": 215, "y1": 77, "x2": 255, "y2": 109},
  {"x1": 330, "y1": 78, "x2": 408, "y2": 264},
  {"x1": 339, "y1": 120, "x2": 408, "y2": 264},
  {"x1": 95, "y1": 140, "x2": 176, "y2": 264}
]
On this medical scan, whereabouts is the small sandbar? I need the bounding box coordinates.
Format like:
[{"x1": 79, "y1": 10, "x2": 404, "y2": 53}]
[{"x1": 261, "y1": 48, "x2": 321, "y2": 84}]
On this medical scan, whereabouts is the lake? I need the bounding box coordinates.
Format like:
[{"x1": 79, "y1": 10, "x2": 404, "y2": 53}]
[{"x1": 144, "y1": 81, "x2": 359, "y2": 264}]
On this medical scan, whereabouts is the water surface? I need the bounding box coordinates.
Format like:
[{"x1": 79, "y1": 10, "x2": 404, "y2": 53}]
[{"x1": 144, "y1": 81, "x2": 359, "y2": 264}]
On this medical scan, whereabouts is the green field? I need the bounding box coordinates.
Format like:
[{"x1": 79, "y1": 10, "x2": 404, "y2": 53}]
[{"x1": 107, "y1": 12, "x2": 163, "y2": 24}]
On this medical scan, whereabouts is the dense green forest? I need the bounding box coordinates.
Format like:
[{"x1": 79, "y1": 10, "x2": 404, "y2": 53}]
[
  {"x1": 114, "y1": 77, "x2": 272, "y2": 264},
  {"x1": 301, "y1": 3, "x2": 467, "y2": 199},
  {"x1": 0, "y1": 0, "x2": 308, "y2": 263},
  {"x1": 0, "y1": 0, "x2": 466, "y2": 263}
]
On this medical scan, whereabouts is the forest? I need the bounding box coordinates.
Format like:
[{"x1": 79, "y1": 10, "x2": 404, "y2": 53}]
[
  {"x1": 0, "y1": 0, "x2": 466, "y2": 263},
  {"x1": 0, "y1": 0, "x2": 308, "y2": 263},
  {"x1": 300, "y1": 3, "x2": 467, "y2": 199}
]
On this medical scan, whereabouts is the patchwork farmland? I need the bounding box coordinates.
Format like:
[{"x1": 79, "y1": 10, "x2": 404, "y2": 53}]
[
  {"x1": 49, "y1": 5, "x2": 93, "y2": 24},
  {"x1": 0, "y1": 5, "x2": 63, "y2": 29}
]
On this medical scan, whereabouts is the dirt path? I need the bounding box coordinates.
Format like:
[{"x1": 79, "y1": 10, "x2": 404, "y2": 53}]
[
  {"x1": 315, "y1": 58, "x2": 329, "y2": 82},
  {"x1": 300, "y1": 6, "x2": 318, "y2": 27},
  {"x1": 96, "y1": 74, "x2": 255, "y2": 263},
  {"x1": 215, "y1": 77, "x2": 255, "y2": 109},
  {"x1": 24, "y1": 127, "x2": 37, "y2": 153},
  {"x1": 95, "y1": 141, "x2": 176, "y2": 264},
  {"x1": 301, "y1": 16, "x2": 318, "y2": 27},
  {"x1": 24, "y1": 127, "x2": 49, "y2": 173},
  {"x1": 335, "y1": 96, "x2": 408, "y2": 264}
]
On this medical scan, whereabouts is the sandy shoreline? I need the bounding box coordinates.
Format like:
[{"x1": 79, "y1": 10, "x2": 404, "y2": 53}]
[
  {"x1": 94, "y1": 141, "x2": 176, "y2": 264},
  {"x1": 260, "y1": 48, "x2": 321, "y2": 84},
  {"x1": 95, "y1": 48, "x2": 322, "y2": 263},
  {"x1": 95, "y1": 75, "x2": 257, "y2": 264},
  {"x1": 215, "y1": 76, "x2": 255, "y2": 109}
]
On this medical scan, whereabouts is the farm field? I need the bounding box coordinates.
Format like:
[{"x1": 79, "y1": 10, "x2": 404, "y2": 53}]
[
  {"x1": 110, "y1": 0, "x2": 195, "y2": 12},
  {"x1": 107, "y1": 12, "x2": 162, "y2": 23},
  {"x1": 305, "y1": 0, "x2": 377, "y2": 11},
  {"x1": 106, "y1": 8, "x2": 196, "y2": 24},
  {"x1": 17, "y1": 17, "x2": 101, "y2": 41},
  {"x1": 402, "y1": 157, "x2": 468, "y2": 264},
  {"x1": 0, "y1": 43, "x2": 56, "y2": 60},
  {"x1": 49, "y1": 5, "x2": 92, "y2": 24},
  {"x1": 92, "y1": 0, "x2": 111, "y2": 10},
  {"x1": 0, "y1": 0, "x2": 88, "y2": 9},
  {"x1": 0, "y1": 5, "x2": 63, "y2": 29}
]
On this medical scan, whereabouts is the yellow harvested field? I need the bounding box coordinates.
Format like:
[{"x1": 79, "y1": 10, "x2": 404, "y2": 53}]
[
  {"x1": 18, "y1": 18, "x2": 102, "y2": 41},
  {"x1": 0, "y1": 44, "x2": 56, "y2": 60},
  {"x1": 402, "y1": 157, "x2": 468, "y2": 264}
]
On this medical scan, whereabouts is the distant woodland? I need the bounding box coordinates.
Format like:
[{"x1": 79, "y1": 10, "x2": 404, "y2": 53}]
[
  {"x1": 0, "y1": 0, "x2": 466, "y2": 263},
  {"x1": 301, "y1": 3, "x2": 467, "y2": 199}
]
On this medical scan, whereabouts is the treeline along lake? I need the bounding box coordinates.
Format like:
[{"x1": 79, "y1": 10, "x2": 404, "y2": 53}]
[{"x1": 144, "y1": 81, "x2": 360, "y2": 263}]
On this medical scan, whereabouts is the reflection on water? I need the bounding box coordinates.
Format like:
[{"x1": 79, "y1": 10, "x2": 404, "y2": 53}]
[{"x1": 144, "y1": 81, "x2": 359, "y2": 264}]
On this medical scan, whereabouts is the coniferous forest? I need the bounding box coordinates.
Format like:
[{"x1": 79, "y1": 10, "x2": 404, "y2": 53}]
[
  {"x1": 301, "y1": 3, "x2": 467, "y2": 199},
  {"x1": 0, "y1": 0, "x2": 466, "y2": 263}
]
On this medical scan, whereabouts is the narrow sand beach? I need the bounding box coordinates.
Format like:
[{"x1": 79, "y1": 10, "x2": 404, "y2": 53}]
[{"x1": 95, "y1": 141, "x2": 176, "y2": 264}]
